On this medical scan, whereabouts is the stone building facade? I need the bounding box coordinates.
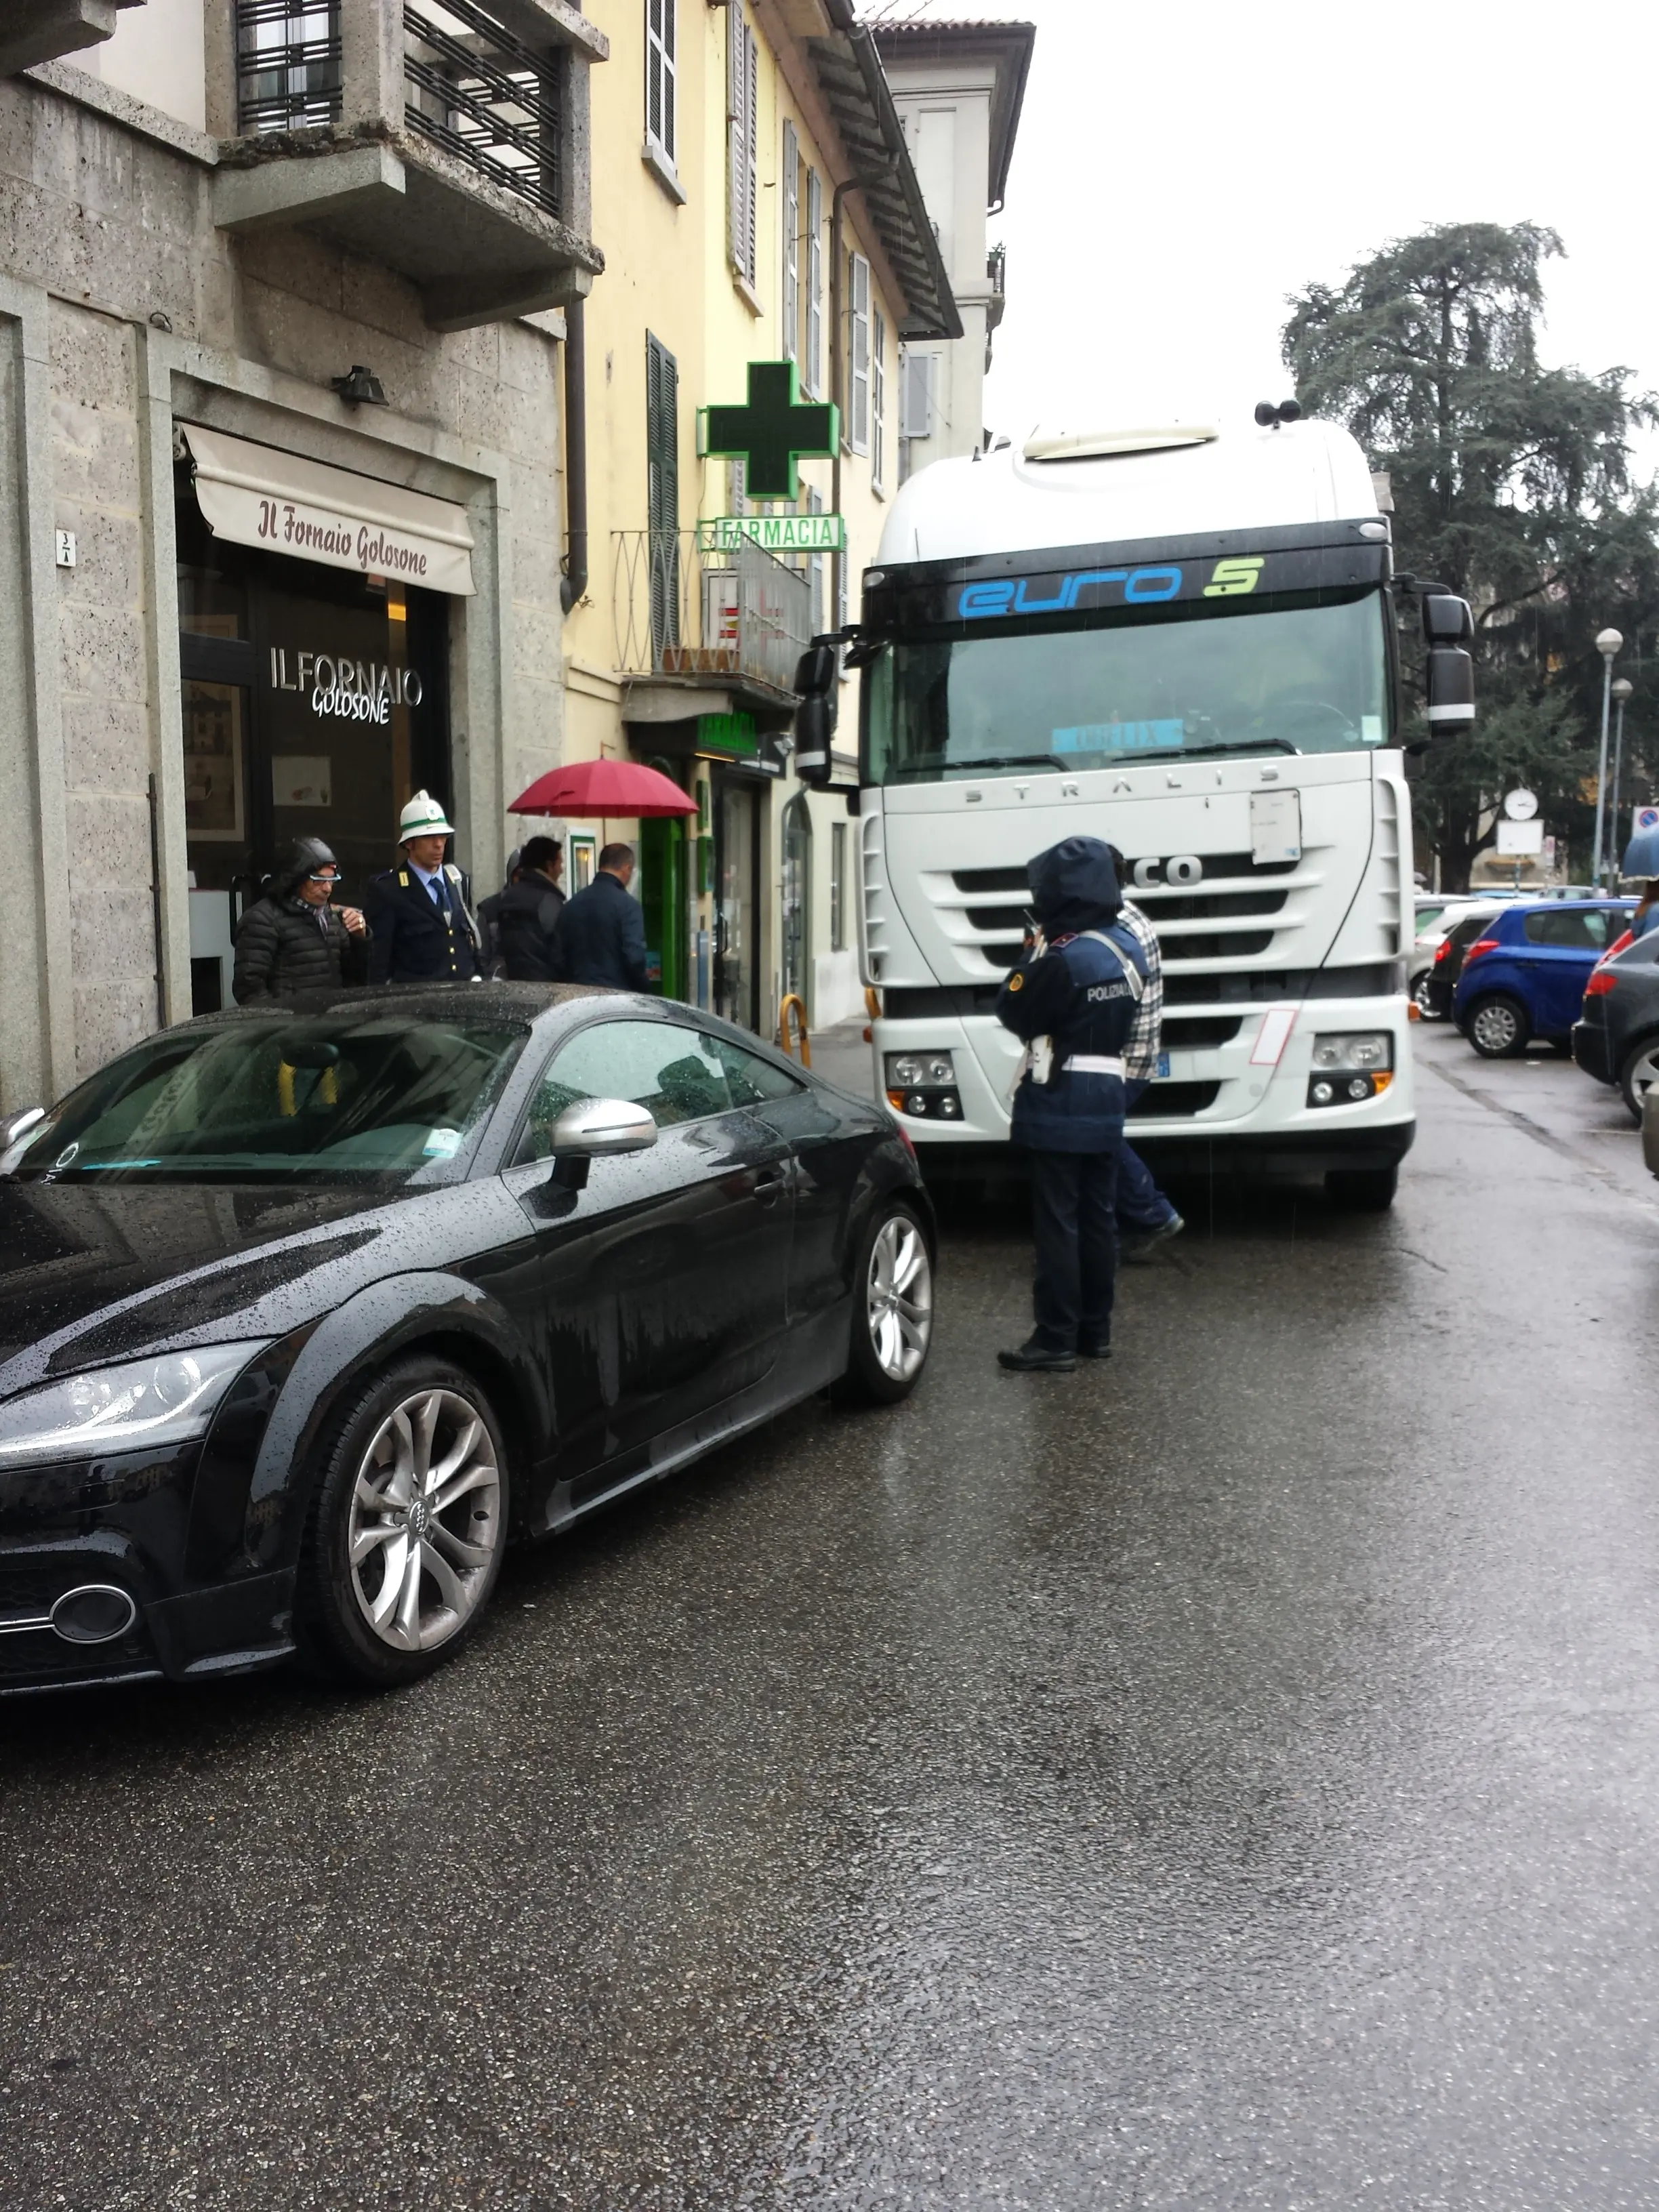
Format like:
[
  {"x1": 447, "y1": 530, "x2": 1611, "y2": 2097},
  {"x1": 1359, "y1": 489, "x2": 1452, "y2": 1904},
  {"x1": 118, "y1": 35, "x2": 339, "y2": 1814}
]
[{"x1": 1, "y1": 1, "x2": 603, "y2": 1112}]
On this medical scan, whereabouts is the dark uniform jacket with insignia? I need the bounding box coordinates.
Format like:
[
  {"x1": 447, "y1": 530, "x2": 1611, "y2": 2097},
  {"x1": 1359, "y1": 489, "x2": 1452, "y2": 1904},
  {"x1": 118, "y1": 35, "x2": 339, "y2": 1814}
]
[
  {"x1": 995, "y1": 837, "x2": 1148, "y2": 1153},
  {"x1": 364, "y1": 863, "x2": 483, "y2": 984}
]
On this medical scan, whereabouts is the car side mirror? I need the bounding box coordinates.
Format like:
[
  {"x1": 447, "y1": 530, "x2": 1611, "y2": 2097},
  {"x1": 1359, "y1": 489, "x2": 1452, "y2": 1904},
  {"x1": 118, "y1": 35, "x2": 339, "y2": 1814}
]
[
  {"x1": 792, "y1": 638, "x2": 840, "y2": 788},
  {"x1": 548, "y1": 1096, "x2": 657, "y2": 1189},
  {"x1": 0, "y1": 1106, "x2": 45, "y2": 1151}
]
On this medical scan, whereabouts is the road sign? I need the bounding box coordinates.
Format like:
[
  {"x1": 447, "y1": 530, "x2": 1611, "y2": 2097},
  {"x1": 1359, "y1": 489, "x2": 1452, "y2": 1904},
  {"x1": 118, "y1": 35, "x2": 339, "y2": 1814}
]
[
  {"x1": 698, "y1": 362, "x2": 839, "y2": 501},
  {"x1": 1503, "y1": 787, "x2": 1539, "y2": 821},
  {"x1": 1497, "y1": 819, "x2": 1544, "y2": 855},
  {"x1": 1635, "y1": 805, "x2": 1659, "y2": 836}
]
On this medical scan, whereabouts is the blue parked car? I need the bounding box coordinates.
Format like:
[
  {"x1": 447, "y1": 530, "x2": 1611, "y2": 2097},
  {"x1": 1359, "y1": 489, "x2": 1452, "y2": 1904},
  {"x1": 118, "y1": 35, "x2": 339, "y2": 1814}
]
[{"x1": 1454, "y1": 899, "x2": 1634, "y2": 1057}]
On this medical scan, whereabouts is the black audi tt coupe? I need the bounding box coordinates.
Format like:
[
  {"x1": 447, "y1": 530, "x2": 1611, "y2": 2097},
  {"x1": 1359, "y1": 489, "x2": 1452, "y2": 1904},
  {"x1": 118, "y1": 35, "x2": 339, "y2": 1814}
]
[{"x1": 0, "y1": 987, "x2": 935, "y2": 1693}]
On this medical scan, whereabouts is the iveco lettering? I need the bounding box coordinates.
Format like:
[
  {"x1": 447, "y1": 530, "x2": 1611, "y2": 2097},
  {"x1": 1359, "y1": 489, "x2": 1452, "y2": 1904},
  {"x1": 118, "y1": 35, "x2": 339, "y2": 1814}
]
[{"x1": 793, "y1": 411, "x2": 1477, "y2": 1207}]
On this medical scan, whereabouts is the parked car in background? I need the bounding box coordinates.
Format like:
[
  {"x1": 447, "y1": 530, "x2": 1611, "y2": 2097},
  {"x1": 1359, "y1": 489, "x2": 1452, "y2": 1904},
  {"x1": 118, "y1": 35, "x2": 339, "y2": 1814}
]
[
  {"x1": 1412, "y1": 899, "x2": 1502, "y2": 1016},
  {"x1": 1573, "y1": 928, "x2": 1659, "y2": 1118},
  {"x1": 1453, "y1": 900, "x2": 1633, "y2": 1058},
  {"x1": 0, "y1": 987, "x2": 935, "y2": 1694}
]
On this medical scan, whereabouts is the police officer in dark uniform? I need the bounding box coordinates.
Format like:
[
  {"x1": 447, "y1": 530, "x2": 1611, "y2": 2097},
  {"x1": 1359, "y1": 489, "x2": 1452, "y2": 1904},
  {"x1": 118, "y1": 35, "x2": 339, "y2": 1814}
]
[
  {"x1": 994, "y1": 836, "x2": 1149, "y2": 1372},
  {"x1": 364, "y1": 790, "x2": 483, "y2": 985}
]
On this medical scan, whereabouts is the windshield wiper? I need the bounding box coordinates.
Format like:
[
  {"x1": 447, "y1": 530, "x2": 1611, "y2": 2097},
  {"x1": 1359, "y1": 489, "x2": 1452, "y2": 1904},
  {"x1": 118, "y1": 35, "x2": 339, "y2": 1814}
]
[
  {"x1": 1174, "y1": 737, "x2": 1300, "y2": 758},
  {"x1": 947, "y1": 754, "x2": 1065, "y2": 774}
]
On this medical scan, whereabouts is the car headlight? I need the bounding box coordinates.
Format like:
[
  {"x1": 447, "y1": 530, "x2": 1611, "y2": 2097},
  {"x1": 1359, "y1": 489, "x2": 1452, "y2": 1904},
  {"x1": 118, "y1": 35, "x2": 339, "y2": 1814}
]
[
  {"x1": 885, "y1": 1051, "x2": 956, "y2": 1088},
  {"x1": 1311, "y1": 1031, "x2": 1393, "y2": 1072},
  {"x1": 0, "y1": 1343, "x2": 269, "y2": 1470}
]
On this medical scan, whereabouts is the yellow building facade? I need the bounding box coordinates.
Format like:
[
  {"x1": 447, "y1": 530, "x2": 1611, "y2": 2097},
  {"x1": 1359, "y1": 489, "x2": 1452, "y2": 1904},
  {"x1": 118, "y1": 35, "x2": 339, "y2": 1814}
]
[{"x1": 560, "y1": 1, "x2": 959, "y2": 1036}]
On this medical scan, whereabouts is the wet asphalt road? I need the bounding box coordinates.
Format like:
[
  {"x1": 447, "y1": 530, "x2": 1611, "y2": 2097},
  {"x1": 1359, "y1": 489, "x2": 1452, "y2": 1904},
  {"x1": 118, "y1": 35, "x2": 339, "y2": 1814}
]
[{"x1": 4, "y1": 1023, "x2": 1659, "y2": 2211}]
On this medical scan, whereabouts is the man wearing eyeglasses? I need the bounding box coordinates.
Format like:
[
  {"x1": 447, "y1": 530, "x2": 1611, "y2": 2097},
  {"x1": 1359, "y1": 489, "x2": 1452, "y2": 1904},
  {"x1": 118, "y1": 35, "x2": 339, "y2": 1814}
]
[{"x1": 232, "y1": 837, "x2": 369, "y2": 1003}]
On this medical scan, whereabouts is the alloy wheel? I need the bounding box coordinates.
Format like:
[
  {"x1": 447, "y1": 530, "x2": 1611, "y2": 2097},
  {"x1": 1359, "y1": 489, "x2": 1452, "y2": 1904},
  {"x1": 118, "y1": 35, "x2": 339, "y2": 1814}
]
[
  {"x1": 1623, "y1": 1044, "x2": 1659, "y2": 1120},
  {"x1": 1470, "y1": 999, "x2": 1522, "y2": 1054},
  {"x1": 866, "y1": 1213, "x2": 933, "y2": 1382},
  {"x1": 347, "y1": 1388, "x2": 503, "y2": 1652}
]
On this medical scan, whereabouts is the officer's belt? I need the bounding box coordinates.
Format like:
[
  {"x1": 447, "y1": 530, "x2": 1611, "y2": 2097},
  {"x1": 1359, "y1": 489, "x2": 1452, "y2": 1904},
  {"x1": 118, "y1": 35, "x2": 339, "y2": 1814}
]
[{"x1": 1061, "y1": 1054, "x2": 1126, "y2": 1076}]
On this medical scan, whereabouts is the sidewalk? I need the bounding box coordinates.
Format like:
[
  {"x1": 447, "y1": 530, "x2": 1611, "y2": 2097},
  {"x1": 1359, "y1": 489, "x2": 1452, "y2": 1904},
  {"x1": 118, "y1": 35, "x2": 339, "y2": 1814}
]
[{"x1": 800, "y1": 1016, "x2": 877, "y2": 1100}]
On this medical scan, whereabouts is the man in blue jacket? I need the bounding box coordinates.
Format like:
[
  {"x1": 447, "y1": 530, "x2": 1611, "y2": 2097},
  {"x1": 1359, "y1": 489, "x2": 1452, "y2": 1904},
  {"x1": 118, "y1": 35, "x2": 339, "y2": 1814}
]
[
  {"x1": 994, "y1": 836, "x2": 1148, "y2": 1372},
  {"x1": 551, "y1": 842, "x2": 650, "y2": 991}
]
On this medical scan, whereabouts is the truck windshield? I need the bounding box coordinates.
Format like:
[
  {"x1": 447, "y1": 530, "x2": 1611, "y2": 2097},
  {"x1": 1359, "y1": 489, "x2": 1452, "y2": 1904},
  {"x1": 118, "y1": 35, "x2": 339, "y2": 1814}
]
[{"x1": 865, "y1": 590, "x2": 1390, "y2": 783}]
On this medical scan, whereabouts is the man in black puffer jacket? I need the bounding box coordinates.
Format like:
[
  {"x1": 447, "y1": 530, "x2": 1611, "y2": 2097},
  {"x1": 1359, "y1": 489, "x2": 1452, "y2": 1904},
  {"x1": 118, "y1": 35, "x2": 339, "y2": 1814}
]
[
  {"x1": 492, "y1": 835, "x2": 567, "y2": 981},
  {"x1": 232, "y1": 838, "x2": 370, "y2": 1003}
]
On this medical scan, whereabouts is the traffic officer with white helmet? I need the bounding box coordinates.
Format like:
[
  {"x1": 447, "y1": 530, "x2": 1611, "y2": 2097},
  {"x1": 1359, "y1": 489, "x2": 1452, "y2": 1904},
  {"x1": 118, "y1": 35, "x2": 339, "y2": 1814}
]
[
  {"x1": 364, "y1": 791, "x2": 484, "y2": 984},
  {"x1": 994, "y1": 836, "x2": 1149, "y2": 1372}
]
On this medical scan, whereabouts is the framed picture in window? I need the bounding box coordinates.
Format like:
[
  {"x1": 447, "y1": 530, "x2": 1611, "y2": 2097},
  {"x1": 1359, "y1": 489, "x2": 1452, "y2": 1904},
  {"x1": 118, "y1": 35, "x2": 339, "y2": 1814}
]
[{"x1": 568, "y1": 832, "x2": 597, "y2": 891}]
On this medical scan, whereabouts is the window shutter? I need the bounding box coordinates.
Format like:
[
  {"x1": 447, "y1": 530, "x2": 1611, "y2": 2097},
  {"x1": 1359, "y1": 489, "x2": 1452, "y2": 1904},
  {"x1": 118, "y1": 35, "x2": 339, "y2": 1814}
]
[
  {"x1": 647, "y1": 0, "x2": 675, "y2": 163},
  {"x1": 872, "y1": 307, "x2": 886, "y2": 490},
  {"x1": 647, "y1": 333, "x2": 680, "y2": 655},
  {"x1": 848, "y1": 252, "x2": 870, "y2": 456},
  {"x1": 805, "y1": 168, "x2": 823, "y2": 396},
  {"x1": 743, "y1": 18, "x2": 758, "y2": 287},
  {"x1": 781, "y1": 120, "x2": 798, "y2": 362},
  {"x1": 726, "y1": 12, "x2": 747, "y2": 276},
  {"x1": 900, "y1": 351, "x2": 935, "y2": 441}
]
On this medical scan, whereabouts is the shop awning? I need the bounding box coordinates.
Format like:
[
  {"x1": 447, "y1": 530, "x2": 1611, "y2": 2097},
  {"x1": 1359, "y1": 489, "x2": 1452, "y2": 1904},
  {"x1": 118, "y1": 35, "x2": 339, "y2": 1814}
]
[{"x1": 182, "y1": 424, "x2": 476, "y2": 596}]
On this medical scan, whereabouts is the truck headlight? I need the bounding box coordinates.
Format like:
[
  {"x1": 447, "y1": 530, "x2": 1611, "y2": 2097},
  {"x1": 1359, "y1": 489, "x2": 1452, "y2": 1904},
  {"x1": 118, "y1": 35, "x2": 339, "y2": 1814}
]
[
  {"x1": 1307, "y1": 1031, "x2": 1395, "y2": 1108},
  {"x1": 0, "y1": 1343, "x2": 269, "y2": 1470},
  {"x1": 1311, "y1": 1032, "x2": 1393, "y2": 1071},
  {"x1": 886, "y1": 1051, "x2": 956, "y2": 1088}
]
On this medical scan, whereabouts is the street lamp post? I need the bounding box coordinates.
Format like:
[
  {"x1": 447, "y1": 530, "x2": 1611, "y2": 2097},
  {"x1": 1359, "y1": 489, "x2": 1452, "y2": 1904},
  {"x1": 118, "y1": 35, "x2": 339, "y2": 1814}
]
[
  {"x1": 1610, "y1": 676, "x2": 1634, "y2": 893},
  {"x1": 1593, "y1": 628, "x2": 1624, "y2": 889}
]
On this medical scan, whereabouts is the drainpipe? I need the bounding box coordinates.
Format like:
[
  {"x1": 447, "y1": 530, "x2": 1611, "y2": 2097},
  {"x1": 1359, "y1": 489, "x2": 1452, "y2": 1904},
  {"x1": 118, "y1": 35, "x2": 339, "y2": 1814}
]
[{"x1": 559, "y1": 294, "x2": 588, "y2": 615}]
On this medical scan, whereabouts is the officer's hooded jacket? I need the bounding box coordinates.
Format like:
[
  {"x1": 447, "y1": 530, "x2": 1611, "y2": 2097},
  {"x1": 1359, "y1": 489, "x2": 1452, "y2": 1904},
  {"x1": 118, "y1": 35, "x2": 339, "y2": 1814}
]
[
  {"x1": 995, "y1": 836, "x2": 1149, "y2": 1152},
  {"x1": 231, "y1": 839, "x2": 370, "y2": 1004},
  {"x1": 364, "y1": 857, "x2": 482, "y2": 983}
]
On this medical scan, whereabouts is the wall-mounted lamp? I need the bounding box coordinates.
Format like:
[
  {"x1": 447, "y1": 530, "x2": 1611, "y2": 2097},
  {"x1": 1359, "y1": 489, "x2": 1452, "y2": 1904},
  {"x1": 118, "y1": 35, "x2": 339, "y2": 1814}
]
[{"x1": 330, "y1": 365, "x2": 388, "y2": 407}]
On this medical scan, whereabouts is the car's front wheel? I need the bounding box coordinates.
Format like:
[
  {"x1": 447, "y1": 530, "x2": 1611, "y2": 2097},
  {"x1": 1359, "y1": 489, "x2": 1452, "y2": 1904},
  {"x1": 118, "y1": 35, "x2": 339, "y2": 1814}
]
[
  {"x1": 295, "y1": 1359, "x2": 509, "y2": 1687},
  {"x1": 840, "y1": 1201, "x2": 935, "y2": 1404},
  {"x1": 1410, "y1": 970, "x2": 1438, "y2": 1018},
  {"x1": 1467, "y1": 993, "x2": 1530, "y2": 1058}
]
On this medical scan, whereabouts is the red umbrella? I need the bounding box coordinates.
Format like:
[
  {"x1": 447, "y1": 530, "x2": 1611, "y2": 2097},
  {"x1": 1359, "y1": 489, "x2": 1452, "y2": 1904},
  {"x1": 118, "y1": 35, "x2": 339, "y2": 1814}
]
[{"x1": 509, "y1": 759, "x2": 697, "y2": 819}]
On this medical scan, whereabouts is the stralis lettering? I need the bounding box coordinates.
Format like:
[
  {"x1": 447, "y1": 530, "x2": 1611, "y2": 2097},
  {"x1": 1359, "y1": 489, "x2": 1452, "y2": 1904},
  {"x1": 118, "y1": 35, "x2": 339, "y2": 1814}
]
[
  {"x1": 268, "y1": 649, "x2": 425, "y2": 722},
  {"x1": 253, "y1": 498, "x2": 431, "y2": 581}
]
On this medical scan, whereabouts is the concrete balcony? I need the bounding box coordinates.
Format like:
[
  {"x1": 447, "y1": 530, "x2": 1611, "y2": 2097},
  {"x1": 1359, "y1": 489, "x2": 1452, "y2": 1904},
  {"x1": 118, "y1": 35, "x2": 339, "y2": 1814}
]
[
  {"x1": 208, "y1": 0, "x2": 605, "y2": 331},
  {"x1": 1, "y1": 0, "x2": 145, "y2": 79},
  {"x1": 612, "y1": 531, "x2": 813, "y2": 735}
]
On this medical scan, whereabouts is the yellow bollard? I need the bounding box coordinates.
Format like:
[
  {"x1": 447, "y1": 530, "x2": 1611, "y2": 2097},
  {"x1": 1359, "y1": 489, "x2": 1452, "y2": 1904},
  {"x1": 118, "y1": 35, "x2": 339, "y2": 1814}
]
[{"x1": 778, "y1": 994, "x2": 812, "y2": 1069}]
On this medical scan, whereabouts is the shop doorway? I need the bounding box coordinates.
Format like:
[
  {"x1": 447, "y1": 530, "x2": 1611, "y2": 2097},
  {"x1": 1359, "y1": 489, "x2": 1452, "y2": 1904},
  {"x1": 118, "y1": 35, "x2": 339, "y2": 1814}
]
[
  {"x1": 713, "y1": 773, "x2": 762, "y2": 1032},
  {"x1": 639, "y1": 802, "x2": 689, "y2": 1000},
  {"x1": 176, "y1": 477, "x2": 450, "y2": 1010}
]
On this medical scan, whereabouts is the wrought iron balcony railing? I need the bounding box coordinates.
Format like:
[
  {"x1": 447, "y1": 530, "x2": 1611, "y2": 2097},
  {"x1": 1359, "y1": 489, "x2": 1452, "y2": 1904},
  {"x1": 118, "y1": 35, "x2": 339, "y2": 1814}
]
[
  {"x1": 613, "y1": 531, "x2": 813, "y2": 701},
  {"x1": 214, "y1": 0, "x2": 605, "y2": 331}
]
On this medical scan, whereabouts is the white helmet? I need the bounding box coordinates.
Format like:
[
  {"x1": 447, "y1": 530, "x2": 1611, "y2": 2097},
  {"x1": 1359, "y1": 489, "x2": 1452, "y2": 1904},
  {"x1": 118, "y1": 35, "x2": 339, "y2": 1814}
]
[{"x1": 398, "y1": 790, "x2": 455, "y2": 842}]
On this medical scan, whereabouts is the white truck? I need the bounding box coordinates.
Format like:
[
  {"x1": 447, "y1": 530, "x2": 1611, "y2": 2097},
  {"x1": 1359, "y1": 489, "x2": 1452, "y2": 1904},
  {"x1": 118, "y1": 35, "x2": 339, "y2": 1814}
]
[{"x1": 793, "y1": 411, "x2": 1475, "y2": 1208}]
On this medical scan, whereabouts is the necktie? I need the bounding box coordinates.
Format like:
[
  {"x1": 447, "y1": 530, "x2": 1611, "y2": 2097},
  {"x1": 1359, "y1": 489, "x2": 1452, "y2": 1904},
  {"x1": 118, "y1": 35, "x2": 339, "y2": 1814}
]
[{"x1": 430, "y1": 872, "x2": 451, "y2": 919}]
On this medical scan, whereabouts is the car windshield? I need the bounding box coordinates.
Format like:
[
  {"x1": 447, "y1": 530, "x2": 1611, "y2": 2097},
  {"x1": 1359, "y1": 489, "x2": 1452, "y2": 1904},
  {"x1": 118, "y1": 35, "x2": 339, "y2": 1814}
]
[
  {"x1": 865, "y1": 589, "x2": 1390, "y2": 783},
  {"x1": 6, "y1": 1013, "x2": 529, "y2": 1185}
]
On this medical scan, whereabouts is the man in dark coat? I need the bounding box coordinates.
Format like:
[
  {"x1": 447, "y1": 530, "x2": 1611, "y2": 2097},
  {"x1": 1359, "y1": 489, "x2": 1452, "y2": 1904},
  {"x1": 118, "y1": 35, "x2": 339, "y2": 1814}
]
[
  {"x1": 550, "y1": 842, "x2": 649, "y2": 992},
  {"x1": 364, "y1": 790, "x2": 483, "y2": 985},
  {"x1": 492, "y1": 836, "x2": 567, "y2": 981},
  {"x1": 232, "y1": 837, "x2": 369, "y2": 1003},
  {"x1": 994, "y1": 836, "x2": 1149, "y2": 1372}
]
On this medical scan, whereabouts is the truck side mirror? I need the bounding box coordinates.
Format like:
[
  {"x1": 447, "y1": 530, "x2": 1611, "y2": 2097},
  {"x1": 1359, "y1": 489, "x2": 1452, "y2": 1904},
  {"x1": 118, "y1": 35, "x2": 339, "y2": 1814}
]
[
  {"x1": 792, "y1": 639, "x2": 839, "y2": 787},
  {"x1": 1422, "y1": 593, "x2": 1474, "y2": 644},
  {"x1": 1427, "y1": 646, "x2": 1475, "y2": 735}
]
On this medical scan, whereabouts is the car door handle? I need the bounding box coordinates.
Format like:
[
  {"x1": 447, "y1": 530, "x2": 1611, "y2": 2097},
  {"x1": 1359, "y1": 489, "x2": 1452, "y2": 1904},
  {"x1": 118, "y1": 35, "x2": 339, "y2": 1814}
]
[{"x1": 753, "y1": 1168, "x2": 788, "y2": 1207}]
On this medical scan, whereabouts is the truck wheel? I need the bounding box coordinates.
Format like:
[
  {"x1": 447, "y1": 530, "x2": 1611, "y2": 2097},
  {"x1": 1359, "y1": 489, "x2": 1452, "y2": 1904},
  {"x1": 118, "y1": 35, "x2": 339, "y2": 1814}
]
[
  {"x1": 1467, "y1": 994, "x2": 1530, "y2": 1058},
  {"x1": 295, "y1": 1359, "x2": 509, "y2": 1688},
  {"x1": 1618, "y1": 1038, "x2": 1659, "y2": 1124},
  {"x1": 1325, "y1": 1164, "x2": 1398, "y2": 1210},
  {"x1": 839, "y1": 1201, "x2": 935, "y2": 1405}
]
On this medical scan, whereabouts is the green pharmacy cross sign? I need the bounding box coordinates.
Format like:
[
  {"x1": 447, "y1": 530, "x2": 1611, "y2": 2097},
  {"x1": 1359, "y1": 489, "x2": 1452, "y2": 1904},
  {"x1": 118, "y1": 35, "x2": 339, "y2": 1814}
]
[{"x1": 698, "y1": 361, "x2": 839, "y2": 501}]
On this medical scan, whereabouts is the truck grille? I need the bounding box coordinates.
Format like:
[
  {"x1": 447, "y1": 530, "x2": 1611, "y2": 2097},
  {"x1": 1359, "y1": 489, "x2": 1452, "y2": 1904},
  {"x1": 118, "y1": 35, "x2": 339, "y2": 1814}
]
[{"x1": 1128, "y1": 1082, "x2": 1221, "y2": 1118}]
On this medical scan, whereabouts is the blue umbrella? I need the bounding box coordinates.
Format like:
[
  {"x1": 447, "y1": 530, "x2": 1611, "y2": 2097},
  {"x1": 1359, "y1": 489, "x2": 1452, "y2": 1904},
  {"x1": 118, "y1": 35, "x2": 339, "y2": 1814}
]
[{"x1": 1622, "y1": 826, "x2": 1659, "y2": 878}]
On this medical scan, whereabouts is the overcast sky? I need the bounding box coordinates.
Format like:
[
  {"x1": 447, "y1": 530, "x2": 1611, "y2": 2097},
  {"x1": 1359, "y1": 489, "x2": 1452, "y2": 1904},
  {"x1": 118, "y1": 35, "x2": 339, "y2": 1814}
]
[{"x1": 869, "y1": 0, "x2": 1659, "y2": 462}]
